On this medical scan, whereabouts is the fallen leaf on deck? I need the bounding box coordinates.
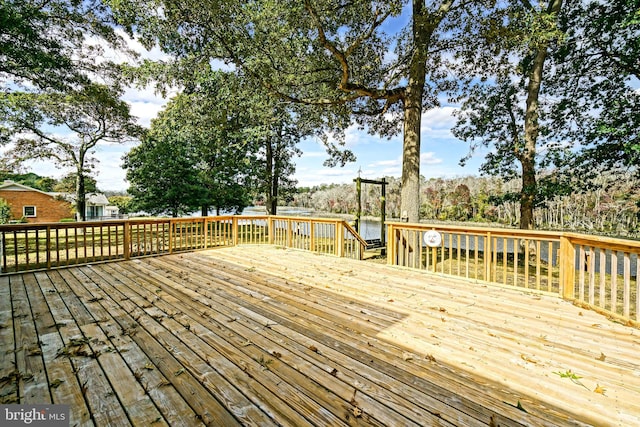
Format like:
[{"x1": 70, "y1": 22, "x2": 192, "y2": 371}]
[
  {"x1": 402, "y1": 352, "x2": 414, "y2": 361},
  {"x1": 309, "y1": 345, "x2": 318, "y2": 353},
  {"x1": 50, "y1": 379, "x2": 64, "y2": 389},
  {"x1": 352, "y1": 406, "x2": 362, "y2": 418},
  {"x1": 596, "y1": 352, "x2": 606, "y2": 362},
  {"x1": 594, "y1": 384, "x2": 607, "y2": 395}
]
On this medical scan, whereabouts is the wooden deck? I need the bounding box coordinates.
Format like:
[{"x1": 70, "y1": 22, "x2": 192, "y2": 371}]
[{"x1": 1, "y1": 246, "x2": 639, "y2": 426}]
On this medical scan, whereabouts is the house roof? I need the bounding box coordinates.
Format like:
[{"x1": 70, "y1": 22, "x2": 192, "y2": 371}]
[
  {"x1": 0, "y1": 181, "x2": 110, "y2": 206},
  {"x1": 55, "y1": 192, "x2": 110, "y2": 206},
  {"x1": 0, "y1": 180, "x2": 53, "y2": 196}
]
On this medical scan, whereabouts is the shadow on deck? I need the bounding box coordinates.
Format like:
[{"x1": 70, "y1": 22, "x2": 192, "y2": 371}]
[{"x1": 1, "y1": 246, "x2": 638, "y2": 426}]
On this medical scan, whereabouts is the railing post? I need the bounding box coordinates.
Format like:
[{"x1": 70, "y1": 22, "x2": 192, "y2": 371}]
[
  {"x1": 268, "y1": 216, "x2": 274, "y2": 245},
  {"x1": 168, "y1": 220, "x2": 173, "y2": 254},
  {"x1": 386, "y1": 224, "x2": 393, "y2": 265},
  {"x1": 123, "y1": 221, "x2": 131, "y2": 260},
  {"x1": 336, "y1": 221, "x2": 344, "y2": 257},
  {"x1": 232, "y1": 217, "x2": 239, "y2": 246},
  {"x1": 310, "y1": 221, "x2": 315, "y2": 252},
  {"x1": 559, "y1": 234, "x2": 575, "y2": 299},
  {"x1": 286, "y1": 219, "x2": 292, "y2": 248},
  {"x1": 484, "y1": 232, "x2": 492, "y2": 281}
]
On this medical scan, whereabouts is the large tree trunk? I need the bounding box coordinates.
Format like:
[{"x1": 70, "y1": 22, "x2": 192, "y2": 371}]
[
  {"x1": 400, "y1": 0, "x2": 430, "y2": 224},
  {"x1": 520, "y1": 155, "x2": 536, "y2": 229},
  {"x1": 76, "y1": 165, "x2": 86, "y2": 222},
  {"x1": 520, "y1": 0, "x2": 563, "y2": 230},
  {"x1": 400, "y1": 93, "x2": 422, "y2": 223},
  {"x1": 265, "y1": 136, "x2": 277, "y2": 215}
]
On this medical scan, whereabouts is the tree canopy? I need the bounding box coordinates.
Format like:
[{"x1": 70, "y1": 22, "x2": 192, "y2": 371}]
[
  {"x1": 124, "y1": 71, "x2": 311, "y2": 216},
  {"x1": 109, "y1": 0, "x2": 496, "y2": 222},
  {"x1": 1, "y1": 0, "x2": 128, "y2": 92}
]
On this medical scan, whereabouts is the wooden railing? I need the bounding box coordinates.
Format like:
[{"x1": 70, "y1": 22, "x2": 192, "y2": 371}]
[
  {"x1": 388, "y1": 222, "x2": 640, "y2": 326},
  {"x1": 0, "y1": 215, "x2": 365, "y2": 274},
  {"x1": 4, "y1": 216, "x2": 636, "y2": 325}
]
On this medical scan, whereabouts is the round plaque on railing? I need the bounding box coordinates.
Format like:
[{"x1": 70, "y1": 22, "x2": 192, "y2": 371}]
[{"x1": 424, "y1": 230, "x2": 442, "y2": 247}]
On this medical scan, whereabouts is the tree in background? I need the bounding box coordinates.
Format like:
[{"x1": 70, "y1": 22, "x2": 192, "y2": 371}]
[
  {"x1": 452, "y1": 0, "x2": 565, "y2": 229},
  {"x1": 107, "y1": 195, "x2": 133, "y2": 215},
  {"x1": 0, "y1": 171, "x2": 57, "y2": 191},
  {"x1": 124, "y1": 79, "x2": 254, "y2": 216},
  {"x1": 53, "y1": 173, "x2": 98, "y2": 193},
  {"x1": 124, "y1": 133, "x2": 204, "y2": 217},
  {"x1": 182, "y1": 73, "x2": 262, "y2": 215},
  {"x1": 0, "y1": 198, "x2": 11, "y2": 223},
  {"x1": 453, "y1": 0, "x2": 638, "y2": 229},
  {"x1": 549, "y1": 0, "x2": 639, "y2": 179},
  {"x1": 110, "y1": 0, "x2": 499, "y2": 223},
  {"x1": 124, "y1": 71, "x2": 309, "y2": 216},
  {"x1": 1, "y1": 84, "x2": 143, "y2": 220}
]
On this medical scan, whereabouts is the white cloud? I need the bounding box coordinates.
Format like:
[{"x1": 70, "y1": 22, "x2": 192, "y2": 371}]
[
  {"x1": 369, "y1": 158, "x2": 400, "y2": 168},
  {"x1": 421, "y1": 106, "x2": 459, "y2": 131},
  {"x1": 421, "y1": 152, "x2": 443, "y2": 165},
  {"x1": 127, "y1": 100, "x2": 167, "y2": 128},
  {"x1": 300, "y1": 151, "x2": 326, "y2": 159}
]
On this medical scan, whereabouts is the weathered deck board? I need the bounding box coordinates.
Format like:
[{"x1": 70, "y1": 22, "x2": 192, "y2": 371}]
[{"x1": 1, "y1": 246, "x2": 639, "y2": 426}]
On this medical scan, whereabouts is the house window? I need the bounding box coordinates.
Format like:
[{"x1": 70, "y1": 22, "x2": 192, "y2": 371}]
[
  {"x1": 87, "y1": 205, "x2": 103, "y2": 219},
  {"x1": 23, "y1": 206, "x2": 36, "y2": 217}
]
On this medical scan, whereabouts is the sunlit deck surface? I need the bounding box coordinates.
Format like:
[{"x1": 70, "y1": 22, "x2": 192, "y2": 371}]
[{"x1": 2, "y1": 246, "x2": 639, "y2": 426}]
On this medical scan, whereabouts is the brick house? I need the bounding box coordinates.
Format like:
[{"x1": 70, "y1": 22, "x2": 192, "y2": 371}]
[{"x1": 0, "y1": 181, "x2": 74, "y2": 223}]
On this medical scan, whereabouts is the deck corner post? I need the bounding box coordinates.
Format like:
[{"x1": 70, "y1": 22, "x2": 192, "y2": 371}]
[
  {"x1": 123, "y1": 221, "x2": 131, "y2": 260},
  {"x1": 268, "y1": 216, "x2": 274, "y2": 245},
  {"x1": 336, "y1": 221, "x2": 344, "y2": 257},
  {"x1": 286, "y1": 219, "x2": 292, "y2": 248},
  {"x1": 232, "y1": 217, "x2": 239, "y2": 246},
  {"x1": 387, "y1": 224, "x2": 394, "y2": 265},
  {"x1": 560, "y1": 234, "x2": 575, "y2": 299}
]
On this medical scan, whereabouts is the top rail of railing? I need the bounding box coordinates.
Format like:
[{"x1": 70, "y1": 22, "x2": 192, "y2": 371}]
[
  {"x1": 0, "y1": 215, "x2": 365, "y2": 275},
  {"x1": 387, "y1": 221, "x2": 640, "y2": 327}
]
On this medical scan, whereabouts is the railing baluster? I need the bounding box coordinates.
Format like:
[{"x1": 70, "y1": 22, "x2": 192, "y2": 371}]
[
  {"x1": 547, "y1": 241, "x2": 553, "y2": 292},
  {"x1": 611, "y1": 251, "x2": 618, "y2": 314},
  {"x1": 535, "y1": 240, "x2": 541, "y2": 290},
  {"x1": 588, "y1": 247, "x2": 596, "y2": 305},
  {"x1": 623, "y1": 252, "x2": 630, "y2": 319}
]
